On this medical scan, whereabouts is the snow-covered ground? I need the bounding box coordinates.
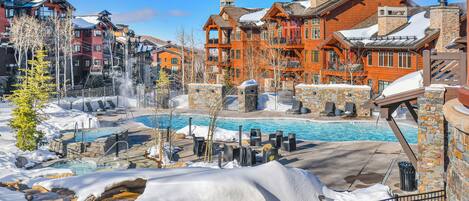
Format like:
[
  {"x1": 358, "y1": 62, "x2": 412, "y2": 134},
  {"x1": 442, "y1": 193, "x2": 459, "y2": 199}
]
[
  {"x1": 0, "y1": 101, "x2": 96, "y2": 196},
  {"x1": 176, "y1": 125, "x2": 249, "y2": 142},
  {"x1": 57, "y1": 96, "x2": 136, "y2": 111},
  {"x1": 258, "y1": 93, "x2": 292, "y2": 112},
  {"x1": 37, "y1": 161, "x2": 392, "y2": 201},
  {"x1": 0, "y1": 187, "x2": 26, "y2": 201}
]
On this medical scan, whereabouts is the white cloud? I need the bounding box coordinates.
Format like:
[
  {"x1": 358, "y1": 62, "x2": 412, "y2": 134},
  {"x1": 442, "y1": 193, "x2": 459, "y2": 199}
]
[{"x1": 113, "y1": 8, "x2": 157, "y2": 24}]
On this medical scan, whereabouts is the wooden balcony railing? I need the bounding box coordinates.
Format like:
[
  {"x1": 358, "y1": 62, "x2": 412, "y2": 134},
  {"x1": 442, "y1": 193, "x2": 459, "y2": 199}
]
[{"x1": 423, "y1": 50, "x2": 467, "y2": 86}]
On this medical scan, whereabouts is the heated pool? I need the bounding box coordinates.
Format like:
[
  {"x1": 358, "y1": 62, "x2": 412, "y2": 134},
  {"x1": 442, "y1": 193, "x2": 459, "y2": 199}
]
[
  {"x1": 133, "y1": 115, "x2": 418, "y2": 144},
  {"x1": 49, "y1": 160, "x2": 98, "y2": 176},
  {"x1": 71, "y1": 127, "x2": 128, "y2": 143}
]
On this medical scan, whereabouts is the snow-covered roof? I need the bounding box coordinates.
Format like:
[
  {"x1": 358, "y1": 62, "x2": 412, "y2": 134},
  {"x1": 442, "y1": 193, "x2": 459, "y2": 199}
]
[
  {"x1": 337, "y1": 11, "x2": 435, "y2": 49},
  {"x1": 73, "y1": 16, "x2": 101, "y2": 29},
  {"x1": 239, "y1": 79, "x2": 258, "y2": 87},
  {"x1": 381, "y1": 70, "x2": 423, "y2": 97},
  {"x1": 239, "y1": 8, "x2": 269, "y2": 26},
  {"x1": 136, "y1": 43, "x2": 154, "y2": 53},
  {"x1": 296, "y1": 84, "x2": 371, "y2": 90}
]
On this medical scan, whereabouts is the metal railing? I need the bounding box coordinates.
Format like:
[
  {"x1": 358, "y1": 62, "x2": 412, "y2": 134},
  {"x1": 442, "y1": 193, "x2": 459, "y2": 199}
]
[
  {"x1": 96, "y1": 140, "x2": 130, "y2": 165},
  {"x1": 380, "y1": 190, "x2": 446, "y2": 201}
]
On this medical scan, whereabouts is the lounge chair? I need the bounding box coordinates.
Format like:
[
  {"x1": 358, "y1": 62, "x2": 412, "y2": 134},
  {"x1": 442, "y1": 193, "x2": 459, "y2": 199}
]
[
  {"x1": 107, "y1": 100, "x2": 126, "y2": 113},
  {"x1": 343, "y1": 102, "x2": 357, "y2": 117},
  {"x1": 193, "y1": 137, "x2": 206, "y2": 157},
  {"x1": 321, "y1": 102, "x2": 336, "y2": 117},
  {"x1": 282, "y1": 133, "x2": 297, "y2": 152},
  {"x1": 286, "y1": 100, "x2": 302, "y2": 114},
  {"x1": 250, "y1": 129, "x2": 262, "y2": 146},
  {"x1": 97, "y1": 100, "x2": 113, "y2": 114},
  {"x1": 85, "y1": 102, "x2": 104, "y2": 116}
]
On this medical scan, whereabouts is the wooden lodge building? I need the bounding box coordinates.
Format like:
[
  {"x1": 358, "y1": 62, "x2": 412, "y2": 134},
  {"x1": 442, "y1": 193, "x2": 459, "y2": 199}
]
[{"x1": 203, "y1": 0, "x2": 466, "y2": 94}]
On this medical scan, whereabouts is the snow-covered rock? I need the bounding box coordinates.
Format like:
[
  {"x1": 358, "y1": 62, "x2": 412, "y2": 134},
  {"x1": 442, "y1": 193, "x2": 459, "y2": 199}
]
[
  {"x1": 0, "y1": 187, "x2": 26, "y2": 201},
  {"x1": 176, "y1": 125, "x2": 249, "y2": 142}
]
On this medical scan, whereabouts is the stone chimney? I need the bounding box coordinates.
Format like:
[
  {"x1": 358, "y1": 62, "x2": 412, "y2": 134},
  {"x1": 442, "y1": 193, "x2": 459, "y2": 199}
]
[
  {"x1": 430, "y1": 5, "x2": 460, "y2": 52},
  {"x1": 377, "y1": 6, "x2": 408, "y2": 36},
  {"x1": 309, "y1": 0, "x2": 329, "y2": 8},
  {"x1": 220, "y1": 0, "x2": 235, "y2": 11}
]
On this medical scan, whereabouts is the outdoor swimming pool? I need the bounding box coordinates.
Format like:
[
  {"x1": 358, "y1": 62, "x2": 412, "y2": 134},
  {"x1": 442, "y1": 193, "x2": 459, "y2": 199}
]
[
  {"x1": 70, "y1": 127, "x2": 128, "y2": 143},
  {"x1": 133, "y1": 115, "x2": 418, "y2": 144}
]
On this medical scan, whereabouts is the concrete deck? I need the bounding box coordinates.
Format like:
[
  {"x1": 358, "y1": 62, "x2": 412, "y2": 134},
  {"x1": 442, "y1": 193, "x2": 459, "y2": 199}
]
[{"x1": 97, "y1": 109, "x2": 418, "y2": 195}]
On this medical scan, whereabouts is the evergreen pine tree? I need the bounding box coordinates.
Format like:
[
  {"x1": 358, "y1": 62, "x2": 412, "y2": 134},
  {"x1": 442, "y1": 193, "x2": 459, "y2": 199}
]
[{"x1": 8, "y1": 50, "x2": 54, "y2": 151}]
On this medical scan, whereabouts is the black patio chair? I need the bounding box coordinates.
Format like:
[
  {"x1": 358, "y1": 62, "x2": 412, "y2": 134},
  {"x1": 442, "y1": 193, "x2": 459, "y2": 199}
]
[
  {"x1": 321, "y1": 102, "x2": 336, "y2": 117},
  {"x1": 250, "y1": 129, "x2": 262, "y2": 146},
  {"x1": 344, "y1": 102, "x2": 357, "y2": 117},
  {"x1": 286, "y1": 99, "x2": 302, "y2": 114},
  {"x1": 107, "y1": 100, "x2": 126, "y2": 113},
  {"x1": 282, "y1": 133, "x2": 297, "y2": 152}
]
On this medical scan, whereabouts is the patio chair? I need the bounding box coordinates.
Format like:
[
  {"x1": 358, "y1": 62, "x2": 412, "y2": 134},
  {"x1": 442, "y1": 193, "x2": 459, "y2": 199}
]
[
  {"x1": 193, "y1": 137, "x2": 206, "y2": 157},
  {"x1": 85, "y1": 102, "x2": 104, "y2": 116},
  {"x1": 321, "y1": 102, "x2": 336, "y2": 117},
  {"x1": 107, "y1": 100, "x2": 126, "y2": 113},
  {"x1": 286, "y1": 100, "x2": 302, "y2": 114},
  {"x1": 282, "y1": 133, "x2": 297, "y2": 152},
  {"x1": 343, "y1": 102, "x2": 357, "y2": 117},
  {"x1": 97, "y1": 100, "x2": 112, "y2": 114},
  {"x1": 250, "y1": 128, "x2": 262, "y2": 146}
]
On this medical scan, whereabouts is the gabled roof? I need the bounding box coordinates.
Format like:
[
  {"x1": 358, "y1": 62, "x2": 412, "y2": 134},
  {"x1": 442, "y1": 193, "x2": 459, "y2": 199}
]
[
  {"x1": 204, "y1": 7, "x2": 263, "y2": 29},
  {"x1": 203, "y1": 15, "x2": 231, "y2": 29},
  {"x1": 13, "y1": 0, "x2": 75, "y2": 10}
]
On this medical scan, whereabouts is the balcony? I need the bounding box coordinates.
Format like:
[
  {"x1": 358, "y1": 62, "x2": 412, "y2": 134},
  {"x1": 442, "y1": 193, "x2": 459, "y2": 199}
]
[
  {"x1": 206, "y1": 38, "x2": 231, "y2": 48},
  {"x1": 323, "y1": 63, "x2": 367, "y2": 78},
  {"x1": 269, "y1": 37, "x2": 303, "y2": 48}
]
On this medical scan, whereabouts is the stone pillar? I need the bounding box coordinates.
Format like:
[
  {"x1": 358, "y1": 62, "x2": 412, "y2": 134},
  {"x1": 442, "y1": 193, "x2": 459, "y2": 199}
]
[
  {"x1": 238, "y1": 84, "x2": 258, "y2": 113},
  {"x1": 188, "y1": 83, "x2": 226, "y2": 110},
  {"x1": 430, "y1": 6, "x2": 460, "y2": 52},
  {"x1": 443, "y1": 99, "x2": 469, "y2": 201},
  {"x1": 417, "y1": 86, "x2": 446, "y2": 192}
]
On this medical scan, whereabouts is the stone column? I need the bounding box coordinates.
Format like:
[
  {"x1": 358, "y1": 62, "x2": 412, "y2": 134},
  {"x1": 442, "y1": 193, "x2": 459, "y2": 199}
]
[
  {"x1": 443, "y1": 99, "x2": 469, "y2": 201},
  {"x1": 430, "y1": 6, "x2": 460, "y2": 52},
  {"x1": 238, "y1": 84, "x2": 258, "y2": 113},
  {"x1": 417, "y1": 86, "x2": 447, "y2": 192}
]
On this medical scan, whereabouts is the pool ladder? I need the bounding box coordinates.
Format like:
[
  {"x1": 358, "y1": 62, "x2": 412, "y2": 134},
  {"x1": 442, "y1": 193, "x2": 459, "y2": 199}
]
[{"x1": 96, "y1": 141, "x2": 130, "y2": 167}]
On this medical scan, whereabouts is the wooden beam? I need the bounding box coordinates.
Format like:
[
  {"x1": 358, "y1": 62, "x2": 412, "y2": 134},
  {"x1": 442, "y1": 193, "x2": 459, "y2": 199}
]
[
  {"x1": 404, "y1": 101, "x2": 418, "y2": 123},
  {"x1": 387, "y1": 117, "x2": 418, "y2": 168}
]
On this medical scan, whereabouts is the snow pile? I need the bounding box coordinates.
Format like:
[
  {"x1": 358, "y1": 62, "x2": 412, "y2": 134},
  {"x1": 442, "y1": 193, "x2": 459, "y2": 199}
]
[
  {"x1": 296, "y1": 84, "x2": 371, "y2": 89},
  {"x1": 381, "y1": 70, "x2": 423, "y2": 97},
  {"x1": 389, "y1": 12, "x2": 429, "y2": 40},
  {"x1": 58, "y1": 96, "x2": 135, "y2": 111},
  {"x1": 37, "y1": 161, "x2": 392, "y2": 201},
  {"x1": 188, "y1": 160, "x2": 241, "y2": 169},
  {"x1": 177, "y1": 125, "x2": 249, "y2": 142},
  {"x1": 339, "y1": 24, "x2": 378, "y2": 39},
  {"x1": 239, "y1": 79, "x2": 258, "y2": 87},
  {"x1": 0, "y1": 187, "x2": 26, "y2": 201},
  {"x1": 146, "y1": 142, "x2": 182, "y2": 165},
  {"x1": 239, "y1": 8, "x2": 269, "y2": 26},
  {"x1": 257, "y1": 93, "x2": 292, "y2": 112},
  {"x1": 323, "y1": 184, "x2": 392, "y2": 201},
  {"x1": 170, "y1": 94, "x2": 188, "y2": 109}
]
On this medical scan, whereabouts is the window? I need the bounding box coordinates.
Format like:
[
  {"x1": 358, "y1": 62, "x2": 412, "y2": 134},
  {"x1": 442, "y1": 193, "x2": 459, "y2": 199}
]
[
  {"x1": 312, "y1": 74, "x2": 320, "y2": 84},
  {"x1": 261, "y1": 30, "x2": 268, "y2": 40},
  {"x1": 36, "y1": 6, "x2": 54, "y2": 19},
  {"x1": 171, "y1": 58, "x2": 178, "y2": 64},
  {"x1": 93, "y1": 30, "x2": 102, "y2": 37},
  {"x1": 305, "y1": 28, "x2": 309, "y2": 39},
  {"x1": 367, "y1": 52, "x2": 373, "y2": 66},
  {"x1": 93, "y1": 59, "x2": 101, "y2": 66},
  {"x1": 6, "y1": 9, "x2": 14, "y2": 18},
  {"x1": 236, "y1": 69, "x2": 240, "y2": 78},
  {"x1": 378, "y1": 51, "x2": 393, "y2": 67},
  {"x1": 235, "y1": 50, "x2": 241, "y2": 59},
  {"x1": 312, "y1": 27, "x2": 320, "y2": 39},
  {"x1": 104, "y1": 59, "x2": 109, "y2": 65},
  {"x1": 329, "y1": 51, "x2": 338, "y2": 63},
  {"x1": 94, "y1": 45, "x2": 102, "y2": 52},
  {"x1": 378, "y1": 80, "x2": 390, "y2": 94},
  {"x1": 85, "y1": 60, "x2": 91, "y2": 67},
  {"x1": 235, "y1": 28, "x2": 241, "y2": 40},
  {"x1": 311, "y1": 18, "x2": 320, "y2": 25},
  {"x1": 73, "y1": 45, "x2": 81, "y2": 53},
  {"x1": 74, "y1": 30, "x2": 80, "y2": 38},
  {"x1": 73, "y1": 59, "x2": 80, "y2": 67},
  {"x1": 277, "y1": 27, "x2": 283, "y2": 38},
  {"x1": 398, "y1": 52, "x2": 411, "y2": 68},
  {"x1": 171, "y1": 66, "x2": 178, "y2": 72},
  {"x1": 247, "y1": 30, "x2": 252, "y2": 40},
  {"x1": 312, "y1": 50, "x2": 320, "y2": 63},
  {"x1": 368, "y1": 79, "x2": 373, "y2": 88},
  {"x1": 230, "y1": 50, "x2": 234, "y2": 59}
]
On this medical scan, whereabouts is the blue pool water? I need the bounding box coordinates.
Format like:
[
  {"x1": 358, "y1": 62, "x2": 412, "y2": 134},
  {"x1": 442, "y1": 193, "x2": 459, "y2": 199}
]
[
  {"x1": 50, "y1": 160, "x2": 97, "y2": 176},
  {"x1": 133, "y1": 115, "x2": 418, "y2": 144},
  {"x1": 72, "y1": 127, "x2": 127, "y2": 143}
]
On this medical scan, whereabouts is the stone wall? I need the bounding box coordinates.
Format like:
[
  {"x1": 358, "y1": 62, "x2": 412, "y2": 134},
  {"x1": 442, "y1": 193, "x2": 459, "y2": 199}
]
[
  {"x1": 295, "y1": 84, "x2": 371, "y2": 117},
  {"x1": 430, "y1": 6, "x2": 460, "y2": 52},
  {"x1": 238, "y1": 84, "x2": 258, "y2": 113},
  {"x1": 443, "y1": 99, "x2": 469, "y2": 201},
  {"x1": 378, "y1": 7, "x2": 408, "y2": 36},
  {"x1": 417, "y1": 86, "x2": 446, "y2": 193},
  {"x1": 65, "y1": 132, "x2": 129, "y2": 159},
  {"x1": 188, "y1": 83, "x2": 226, "y2": 110}
]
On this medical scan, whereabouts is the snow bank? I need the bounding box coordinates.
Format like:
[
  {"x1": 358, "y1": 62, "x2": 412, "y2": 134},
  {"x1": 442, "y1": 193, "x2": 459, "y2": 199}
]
[
  {"x1": 323, "y1": 184, "x2": 392, "y2": 201},
  {"x1": 176, "y1": 125, "x2": 249, "y2": 142},
  {"x1": 239, "y1": 79, "x2": 258, "y2": 87},
  {"x1": 187, "y1": 160, "x2": 240, "y2": 169},
  {"x1": 257, "y1": 93, "x2": 292, "y2": 112},
  {"x1": 381, "y1": 70, "x2": 423, "y2": 97},
  {"x1": 0, "y1": 187, "x2": 26, "y2": 201},
  {"x1": 339, "y1": 24, "x2": 378, "y2": 39},
  {"x1": 170, "y1": 95, "x2": 188, "y2": 109},
  {"x1": 58, "y1": 96, "x2": 135, "y2": 111}
]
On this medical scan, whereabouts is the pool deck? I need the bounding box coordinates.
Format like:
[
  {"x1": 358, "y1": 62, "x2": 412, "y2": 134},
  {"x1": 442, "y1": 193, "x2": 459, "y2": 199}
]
[{"x1": 98, "y1": 109, "x2": 418, "y2": 195}]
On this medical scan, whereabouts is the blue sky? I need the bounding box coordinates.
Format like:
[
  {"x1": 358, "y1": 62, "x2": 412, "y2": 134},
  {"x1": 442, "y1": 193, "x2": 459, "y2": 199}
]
[{"x1": 69, "y1": 0, "x2": 462, "y2": 44}]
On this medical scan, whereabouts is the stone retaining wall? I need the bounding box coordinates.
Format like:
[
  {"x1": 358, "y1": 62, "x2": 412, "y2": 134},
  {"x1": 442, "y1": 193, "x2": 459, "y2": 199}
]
[
  {"x1": 443, "y1": 99, "x2": 469, "y2": 201},
  {"x1": 188, "y1": 84, "x2": 226, "y2": 110},
  {"x1": 295, "y1": 84, "x2": 371, "y2": 117}
]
